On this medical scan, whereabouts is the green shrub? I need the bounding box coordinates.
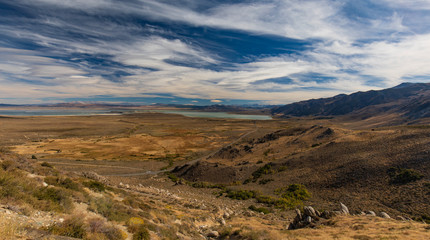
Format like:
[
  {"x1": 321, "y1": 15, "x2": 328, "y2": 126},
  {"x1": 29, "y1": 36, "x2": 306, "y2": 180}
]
[
  {"x1": 83, "y1": 180, "x2": 106, "y2": 192},
  {"x1": 255, "y1": 195, "x2": 276, "y2": 205},
  {"x1": 275, "y1": 184, "x2": 311, "y2": 201},
  {"x1": 33, "y1": 187, "x2": 74, "y2": 212},
  {"x1": 167, "y1": 173, "x2": 179, "y2": 183},
  {"x1": 132, "y1": 225, "x2": 150, "y2": 240},
  {"x1": 388, "y1": 167, "x2": 424, "y2": 184},
  {"x1": 225, "y1": 189, "x2": 257, "y2": 200},
  {"x1": 0, "y1": 169, "x2": 72, "y2": 213},
  {"x1": 254, "y1": 184, "x2": 311, "y2": 210},
  {"x1": 44, "y1": 176, "x2": 81, "y2": 191},
  {"x1": 243, "y1": 179, "x2": 252, "y2": 184},
  {"x1": 278, "y1": 166, "x2": 287, "y2": 172},
  {"x1": 41, "y1": 162, "x2": 53, "y2": 168},
  {"x1": 251, "y1": 163, "x2": 274, "y2": 180},
  {"x1": 273, "y1": 197, "x2": 302, "y2": 210},
  {"x1": 258, "y1": 179, "x2": 273, "y2": 185},
  {"x1": 248, "y1": 205, "x2": 271, "y2": 214},
  {"x1": 189, "y1": 181, "x2": 226, "y2": 190},
  {"x1": 89, "y1": 197, "x2": 133, "y2": 222}
]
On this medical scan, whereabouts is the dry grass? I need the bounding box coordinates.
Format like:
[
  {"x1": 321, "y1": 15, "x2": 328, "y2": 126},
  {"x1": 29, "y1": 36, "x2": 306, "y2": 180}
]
[
  {"x1": 283, "y1": 216, "x2": 430, "y2": 240},
  {"x1": 3, "y1": 113, "x2": 267, "y2": 163},
  {"x1": 0, "y1": 213, "x2": 21, "y2": 239}
]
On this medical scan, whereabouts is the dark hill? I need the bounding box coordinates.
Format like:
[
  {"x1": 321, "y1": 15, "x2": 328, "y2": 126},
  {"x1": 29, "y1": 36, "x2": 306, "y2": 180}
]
[{"x1": 272, "y1": 82, "x2": 430, "y2": 119}]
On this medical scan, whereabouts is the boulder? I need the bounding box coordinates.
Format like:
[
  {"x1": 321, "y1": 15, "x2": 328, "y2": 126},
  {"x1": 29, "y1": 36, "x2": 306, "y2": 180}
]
[
  {"x1": 380, "y1": 212, "x2": 390, "y2": 219},
  {"x1": 303, "y1": 206, "x2": 317, "y2": 217},
  {"x1": 366, "y1": 211, "x2": 376, "y2": 216},
  {"x1": 207, "y1": 231, "x2": 219, "y2": 238},
  {"x1": 295, "y1": 209, "x2": 302, "y2": 220},
  {"x1": 340, "y1": 203, "x2": 349, "y2": 215}
]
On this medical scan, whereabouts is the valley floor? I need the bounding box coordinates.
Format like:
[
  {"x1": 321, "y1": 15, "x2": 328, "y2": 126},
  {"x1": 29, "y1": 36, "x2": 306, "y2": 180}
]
[{"x1": 0, "y1": 112, "x2": 429, "y2": 239}]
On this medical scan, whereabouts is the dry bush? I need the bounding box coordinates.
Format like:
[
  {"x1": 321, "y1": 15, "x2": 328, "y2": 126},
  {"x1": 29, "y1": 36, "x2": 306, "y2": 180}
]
[
  {"x1": 0, "y1": 214, "x2": 21, "y2": 239},
  {"x1": 87, "y1": 217, "x2": 125, "y2": 240},
  {"x1": 0, "y1": 168, "x2": 73, "y2": 213},
  {"x1": 48, "y1": 214, "x2": 86, "y2": 238}
]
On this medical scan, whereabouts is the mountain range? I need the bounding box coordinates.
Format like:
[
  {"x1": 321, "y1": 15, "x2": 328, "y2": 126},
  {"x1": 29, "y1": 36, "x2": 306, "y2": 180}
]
[{"x1": 272, "y1": 82, "x2": 430, "y2": 120}]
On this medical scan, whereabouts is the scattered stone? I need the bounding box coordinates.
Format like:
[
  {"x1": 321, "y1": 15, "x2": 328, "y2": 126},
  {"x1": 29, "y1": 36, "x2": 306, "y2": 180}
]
[
  {"x1": 223, "y1": 212, "x2": 230, "y2": 219},
  {"x1": 289, "y1": 206, "x2": 324, "y2": 230},
  {"x1": 340, "y1": 203, "x2": 349, "y2": 215},
  {"x1": 360, "y1": 212, "x2": 366, "y2": 216},
  {"x1": 366, "y1": 211, "x2": 376, "y2": 216},
  {"x1": 380, "y1": 212, "x2": 390, "y2": 219},
  {"x1": 295, "y1": 209, "x2": 302, "y2": 220},
  {"x1": 303, "y1": 206, "x2": 317, "y2": 217},
  {"x1": 305, "y1": 216, "x2": 312, "y2": 224},
  {"x1": 81, "y1": 171, "x2": 108, "y2": 184},
  {"x1": 207, "y1": 231, "x2": 219, "y2": 238},
  {"x1": 396, "y1": 216, "x2": 406, "y2": 221},
  {"x1": 42, "y1": 182, "x2": 48, "y2": 187},
  {"x1": 321, "y1": 210, "x2": 335, "y2": 219}
]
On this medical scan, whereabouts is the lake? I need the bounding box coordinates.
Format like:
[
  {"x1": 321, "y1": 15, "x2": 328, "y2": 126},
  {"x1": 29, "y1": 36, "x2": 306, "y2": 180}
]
[
  {"x1": 0, "y1": 109, "x2": 272, "y2": 120},
  {"x1": 146, "y1": 110, "x2": 272, "y2": 120}
]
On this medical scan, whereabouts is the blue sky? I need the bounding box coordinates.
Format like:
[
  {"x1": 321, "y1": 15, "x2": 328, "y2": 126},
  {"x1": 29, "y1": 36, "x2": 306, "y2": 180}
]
[{"x1": 1, "y1": 0, "x2": 430, "y2": 105}]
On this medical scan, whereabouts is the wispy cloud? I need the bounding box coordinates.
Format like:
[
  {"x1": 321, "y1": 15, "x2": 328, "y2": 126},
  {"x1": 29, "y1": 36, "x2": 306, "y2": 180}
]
[{"x1": 1, "y1": 0, "x2": 430, "y2": 104}]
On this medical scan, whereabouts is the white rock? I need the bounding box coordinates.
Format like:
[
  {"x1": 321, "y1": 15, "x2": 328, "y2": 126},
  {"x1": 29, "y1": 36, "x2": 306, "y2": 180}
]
[
  {"x1": 42, "y1": 182, "x2": 48, "y2": 187},
  {"x1": 340, "y1": 203, "x2": 349, "y2": 215},
  {"x1": 380, "y1": 212, "x2": 391, "y2": 219},
  {"x1": 367, "y1": 211, "x2": 376, "y2": 216},
  {"x1": 303, "y1": 206, "x2": 316, "y2": 217}
]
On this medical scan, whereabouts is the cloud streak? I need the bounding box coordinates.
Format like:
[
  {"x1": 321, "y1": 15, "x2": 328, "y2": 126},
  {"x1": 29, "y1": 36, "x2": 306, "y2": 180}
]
[{"x1": 1, "y1": 0, "x2": 430, "y2": 104}]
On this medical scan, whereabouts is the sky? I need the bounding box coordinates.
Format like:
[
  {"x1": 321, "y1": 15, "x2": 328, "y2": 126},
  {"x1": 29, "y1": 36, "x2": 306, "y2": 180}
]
[{"x1": 1, "y1": 0, "x2": 430, "y2": 105}]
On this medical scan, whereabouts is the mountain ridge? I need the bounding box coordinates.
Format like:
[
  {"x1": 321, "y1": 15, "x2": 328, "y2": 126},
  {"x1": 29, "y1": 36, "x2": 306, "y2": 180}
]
[{"x1": 272, "y1": 82, "x2": 430, "y2": 120}]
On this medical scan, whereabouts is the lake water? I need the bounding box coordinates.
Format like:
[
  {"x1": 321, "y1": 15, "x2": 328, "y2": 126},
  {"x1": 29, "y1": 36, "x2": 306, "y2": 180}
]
[
  {"x1": 146, "y1": 110, "x2": 272, "y2": 120},
  {"x1": 0, "y1": 109, "x2": 272, "y2": 120}
]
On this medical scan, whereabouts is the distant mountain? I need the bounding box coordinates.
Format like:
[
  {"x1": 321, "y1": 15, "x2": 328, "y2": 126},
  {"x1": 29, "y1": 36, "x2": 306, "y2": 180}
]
[
  {"x1": 39, "y1": 102, "x2": 139, "y2": 108},
  {"x1": 272, "y1": 82, "x2": 430, "y2": 120},
  {"x1": 0, "y1": 104, "x2": 21, "y2": 107}
]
